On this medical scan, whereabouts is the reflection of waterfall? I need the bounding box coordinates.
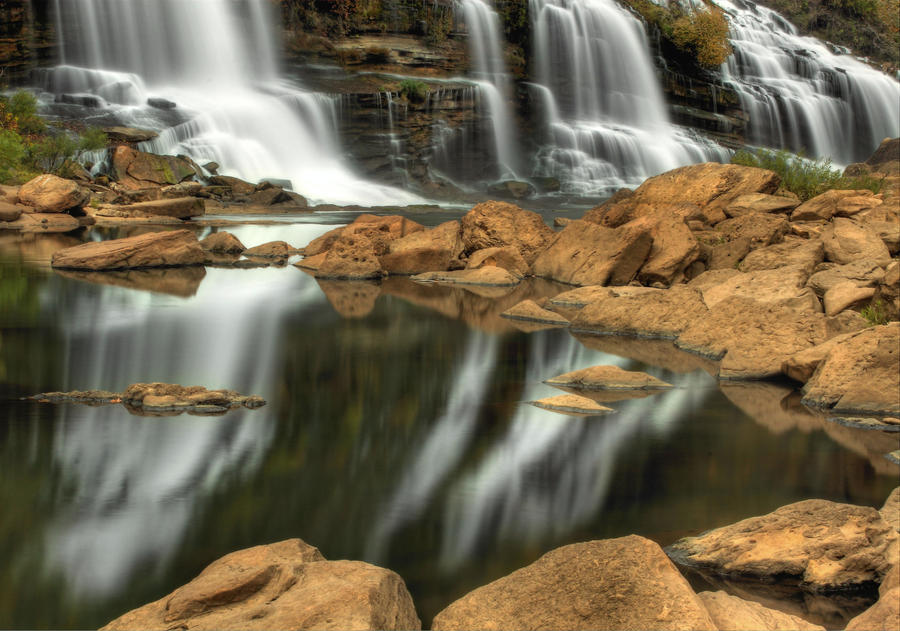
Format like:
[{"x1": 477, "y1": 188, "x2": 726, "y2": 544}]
[
  {"x1": 438, "y1": 332, "x2": 710, "y2": 568},
  {"x1": 529, "y1": 0, "x2": 729, "y2": 195},
  {"x1": 45, "y1": 266, "x2": 329, "y2": 597},
  {"x1": 44, "y1": 0, "x2": 423, "y2": 206},
  {"x1": 457, "y1": 0, "x2": 519, "y2": 179},
  {"x1": 715, "y1": 0, "x2": 900, "y2": 164},
  {"x1": 366, "y1": 331, "x2": 499, "y2": 561}
]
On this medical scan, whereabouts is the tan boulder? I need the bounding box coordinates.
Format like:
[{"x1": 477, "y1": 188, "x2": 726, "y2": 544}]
[
  {"x1": 51, "y1": 229, "x2": 205, "y2": 270},
  {"x1": 724, "y1": 193, "x2": 800, "y2": 217},
  {"x1": 94, "y1": 197, "x2": 205, "y2": 219},
  {"x1": 781, "y1": 329, "x2": 865, "y2": 384},
  {"x1": 687, "y1": 268, "x2": 743, "y2": 291},
  {"x1": 571, "y1": 285, "x2": 708, "y2": 339},
  {"x1": 807, "y1": 260, "x2": 886, "y2": 296},
  {"x1": 701, "y1": 236, "x2": 752, "y2": 270},
  {"x1": 801, "y1": 322, "x2": 900, "y2": 415},
  {"x1": 303, "y1": 225, "x2": 345, "y2": 257},
  {"x1": 738, "y1": 238, "x2": 824, "y2": 274},
  {"x1": 701, "y1": 266, "x2": 822, "y2": 314},
  {"x1": 102, "y1": 126, "x2": 159, "y2": 143},
  {"x1": 460, "y1": 201, "x2": 554, "y2": 264},
  {"x1": 111, "y1": 146, "x2": 201, "y2": 189},
  {"x1": 873, "y1": 261, "x2": 900, "y2": 321},
  {"x1": 500, "y1": 299, "x2": 569, "y2": 326},
  {"x1": 882, "y1": 487, "x2": 899, "y2": 533},
  {"x1": 381, "y1": 220, "x2": 463, "y2": 274},
  {"x1": 844, "y1": 587, "x2": 900, "y2": 631},
  {"x1": 315, "y1": 234, "x2": 384, "y2": 280},
  {"x1": 668, "y1": 499, "x2": 898, "y2": 591},
  {"x1": 859, "y1": 219, "x2": 900, "y2": 254},
  {"x1": 530, "y1": 394, "x2": 613, "y2": 415},
  {"x1": 201, "y1": 231, "x2": 245, "y2": 254},
  {"x1": 0, "y1": 183, "x2": 19, "y2": 204},
  {"x1": 714, "y1": 213, "x2": 790, "y2": 250},
  {"x1": 548, "y1": 285, "x2": 660, "y2": 309},
  {"x1": 632, "y1": 213, "x2": 700, "y2": 286},
  {"x1": 343, "y1": 214, "x2": 425, "y2": 256},
  {"x1": 17, "y1": 174, "x2": 89, "y2": 212},
  {"x1": 102, "y1": 539, "x2": 420, "y2": 631},
  {"x1": 823, "y1": 281, "x2": 876, "y2": 316},
  {"x1": 546, "y1": 365, "x2": 672, "y2": 392},
  {"x1": 696, "y1": 591, "x2": 824, "y2": 631},
  {"x1": 791, "y1": 189, "x2": 878, "y2": 221},
  {"x1": 431, "y1": 536, "x2": 716, "y2": 631},
  {"x1": 412, "y1": 267, "x2": 520, "y2": 287},
  {"x1": 466, "y1": 246, "x2": 529, "y2": 277},
  {"x1": 244, "y1": 241, "x2": 293, "y2": 259},
  {"x1": 822, "y1": 217, "x2": 892, "y2": 267},
  {"x1": 209, "y1": 175, "x2": 256, "y2": 197},
  {"x1": 0, "y1": 201, "x2": 23, "y2": 222},
  {"x1": 531, "y1": 219, "x2": 652, "y2": 287}
]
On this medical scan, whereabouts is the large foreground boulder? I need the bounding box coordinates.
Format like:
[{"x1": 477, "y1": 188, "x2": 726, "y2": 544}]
[
  {"x1": 667, "y1": 499, "x2": 898, "y2": 591},
  {"x1": 460, "y1": 201, "x2": 554, "y2": 265},
  {"x1": 51, "y1": 230, "x2": 205, "y2": 270},
  {"x1": 102, "y1": 539, "x2": 421, "y2": 630},
  {"x1": 17, "y1": 174, "x2": 89, "y2": 212},
  {"x1": 431, "y1": 535, "x2": 716, "y2": 631}
]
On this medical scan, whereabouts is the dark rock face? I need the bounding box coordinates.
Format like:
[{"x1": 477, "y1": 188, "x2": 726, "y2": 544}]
[{"x1": 0, "y1": 0, "x2": 58, "y2": 85}]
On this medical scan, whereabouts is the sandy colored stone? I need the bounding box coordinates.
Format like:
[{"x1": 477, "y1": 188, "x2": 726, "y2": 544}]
[
  {"x1": 844, "y1": 587, "x2": 900, "y2": 631},
  {"x1": 701, "y1": 265, "x2": 822, "y2": 314},
  {"x1": 836, "y1": 194, "x2": 883, "y2": 217},
  {"x1": 791, "y1": 190, "x2": 877, "y2": 221},
  {"x1": 823, "y1": 281, "x2": 876, "y2": 316},
  {"x1": 632, "y1": 213, "x2": 701, "y2": 286},
  {"x1": 572, "y1": 285, "x2": 708, "y2": 339},
  {"x1": 807, "y1": 260, "x2": 886, "y2": 296},
  {"x1": 315, "y1": 234, "x2": 384, "y2": 280},
  {"x1": 882, "y1": 488, "x2": 900, "y2": 533},
  {"x1": 467, "y1": 246, "x2": 529, "y2": 277},
  {"x1": 738, "y1": 238, "x2": 824, "y2": 275},
  {"x1": 103, "y1": 126, "x2": 159, "y2": 143},
  {"x1": 546, "y1": 365, "x2": 672, "y2": 391},
  {"x1": 724, "y1": 193, "x2": 801, "y2": 217},
  {"x1": 697, "y1": 591, "x2": 824, "y2": 630},
  {"x1": 201, "y1": 231, "x2": 245, "y2": 254},
  {"x1": 531, "y1": 219, "x2": 652, "y2": 287},
  {"x1": 412, "y1": 267, "x2": 520, "y2": 287},
  {"x1": 822, "y1": 217, "x2": 892, "y2": 267},
  {"x1": 244, "y1": 241, "x2": 293, "y2": 259},
  {"x1": 51, "y1": 229, "x2": 205, "y2": 270},
  {"x1": 381, "y1": 220, "x2": 463, "y2": 274},
  {"x1": 17, "y1": 174, "x2": 89, "y2": 213},
  {"x1": 781, "y1": 329, "x2": 865, "y2": 384},
  {"x1": 865, "y1": 138, "x2": 900, "y2": 175},
  {"x1": 874, "y1": 261, "x2": 900, "y2": 321},
  {"x1": 460, "y1": 201, "x2": 554, "y2": 265},
  {"x1": 501, "y1": 299, "x2": 569, "y2": 326},
  {"x1": 687, "y1": 269, "x2": 743, "y2": 291},
  {"x1": 96, "y1": 197, "x2": 205, "y2": 219},
  {"x1": 303, "y1": 225, "x2": 345, "y2": 257},
  {"x1": 102, "y1": 539, "x2": 420, "y2": 631},
  {"x1": 432, "y1": 536, "x2": 715, "y2": 631},
  {"x1": 668, "y1": 499, "x2": 898, "y2": 591},
  {"x1": 702, "y1": 236, "x2": 752, "y2": 270},
  {"x1": 801, "y1": 322, "x2": 900, "y2": 415},
  {"x1": 343, "y1": 214, "x2": 425, "y2": 256},
  {"x1": 530, "y1": 394, "x2": 613, "y2": 415},
  {"x1": 714, "y1": 213, "x2": 790, "y2": 250}
]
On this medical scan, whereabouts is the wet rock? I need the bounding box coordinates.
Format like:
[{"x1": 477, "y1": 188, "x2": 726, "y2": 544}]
[
  {"x1": 715, "y1": 213, "x2": 790, "y2": 250},
  {"x1": 485, "y1": 180, "x2": 536, "y2": 200},
  {"x1": 823, "y1": 282, "x2": 876, "y2": 316},
  {"x1": 500, "y1": 299, "x2": 569, "y2": 326},
  {"x1": 572, "y1": 285, "x2": 708, "y2": 339},
  {"x1": 122, "y1": 383, "x2": 265, "y2": 411},
  {"x1": 822, "y1": 218, "x2": 892, "y2": 267},
  {"x1": 5, "y1": 212, "x2": 80, "y2": 233},
  {"x1": 147, "y1": 97, "x2": 176, "y2": 110},
  {"x1": 92, "y1": 197, "x2": 205, "y2": 220},
  {"x1": 111, "y1": 146, "x2": 201, "y2": 189},
  {"x1": 431, "y1": 535, "x2": 716, "y2": 631},
  {"x1": 31, "y1": 390, "x2": 121, "y2": 404},
  {"x1": 531, "y1": 219, "x2": 653, "y2": 287},
  {"x1": 102, "y1": 126, "x2": 159, "y2": 143},
  {"x1": 545, "y1": 365, "x2": 672, "y2": 391},
  {"x1": 412, "y1": 267, "x2": 521, "y2": 287},
  {"x1": 791, "y1": 190, "x2": 879, "y2": 221},
  {"x1": 701, "y1": 265, "x2": 822, "y2": 314},
  {"x1": 466, "y1": 246, "x2": 530, "y2": 277},
  {"x1": 807, "y1": 260, "x2": 886, "y2": 296},
  {"x1": 667, "y1": 499, "x2": 898, "y2": 591},
  {"x1": 51, "y1": 229, "x2": 205, "y2": 270},
  {"x1": 0, "y1": 201, "x2": 23, "y2": 222},
  {"x1": 17, "y1": 174, "x2": 89, "y2": 212},
  {"x1": 697, "y1": 591, "x2": 825, "y2": 631},
  {"x1": 200, "y1": 231, "x2": 245, "y2": 254},
  {"x1": 248, "y1": 187, "x2": 301, "y2": 207},
  {"x1": 244, "y1": 241, "x2": 293, "y2": 259},
  {"x1": 315, "y1": 233, "x2": 384, "y2": 280},
  {"x1": 738, "y1": 238, "x2": 824, "y2": 275},
  {"x1": 460, "y1": 201, "x2": 554, "y2": 265},
  {"x1": 530, "y1": 394, "x2": 613, "y2": 416},
  {"x1": 801, "y1": 323, "x2": 900, "y2": 415},
  {"x1": 102, "y1": 539, "x2": 420, "y2": 631},
  {"x1": 724, "y1": 193, "x2": 801, "y2": 217}
]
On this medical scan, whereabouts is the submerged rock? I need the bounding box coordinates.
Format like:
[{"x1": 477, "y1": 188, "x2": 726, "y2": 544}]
[
  {"x1": 697, "y1": 591, "x2": 824, "y2": 631},
  {"x1": 102, "y1": 539, "x2": 421, "y2": 631}
]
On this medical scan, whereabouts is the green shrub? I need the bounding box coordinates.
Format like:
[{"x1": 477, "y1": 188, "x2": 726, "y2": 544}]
[
  {"x1": 399, "y1": 79, "x2": 427, "y2": 103},
  {"x1": 25, "y1": 127, "x2": 107, "y2": 177},
  {"x1": 671, "y1": 7, "x2": 733, "y2": 68},
  {"x1": 861, "y1": 299, "x2": 889, "y2": 326},
  {"x1": 6, "y1": 91, "x2": 45, "y2": 135},
  {"x1": 0, "y1": 129, "x2": 27, "y2": 183}
]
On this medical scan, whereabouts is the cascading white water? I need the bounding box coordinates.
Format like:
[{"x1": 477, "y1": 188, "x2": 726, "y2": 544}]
[
  {"x1": 457, "y1": 0, "x2": 520, "y2": 178},
  {"x1": 714, "y1": 0, "x2": 900, "y2": 164},
  {"x1": 46, "y1": 0, "x2": 423, "y2": 206}
]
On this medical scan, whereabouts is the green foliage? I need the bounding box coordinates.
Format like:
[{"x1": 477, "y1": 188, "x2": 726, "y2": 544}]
[
  {"x1": 399, "y1": 79, "x2": 427, "y2": 103},
  {"x1": 0, "y1": 130, "x2": 27, "y2": 184},
  {"x1": 860, "y1": 299, "x2": 889, "y2": 326},
  {"x1": 731, "y1": 148, "x2": 883, "y2": 201},
  {"x1": 6, "y1": 91, "x2": 45, "y2": 135},
  {"x1": 670, "y1": 7, "x2": 733, "y2": 68}
]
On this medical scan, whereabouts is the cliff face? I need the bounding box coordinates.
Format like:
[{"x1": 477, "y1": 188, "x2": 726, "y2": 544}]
[{"x1": 0, "y1": 0, "x2": 57, "y2": 86}]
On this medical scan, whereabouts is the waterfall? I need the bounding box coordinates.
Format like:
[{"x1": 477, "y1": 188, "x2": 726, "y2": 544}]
[
  {"x1": 44, "y1": 0, "x2": 424, "y2": 206},
  {"x1": 528, "y1": 0, "x2": 730, "y2": 196},
  {"x1": 457, "y1": 0, "x2": 520, "y2": 179},
  {"x1": 715, "y1": 0, "x2": 900, "y2": 164}
]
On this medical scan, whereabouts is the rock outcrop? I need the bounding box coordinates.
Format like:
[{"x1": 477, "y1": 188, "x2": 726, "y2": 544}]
[
  {"x1": 530, "y1": 394, "x2": 613, "y2": 415},
  {"x1": 460, "y1": 201, "x2": 554, "y2": 265},
  {"x1": 51, "y1": 230, "x2": 206, "y2": 270}
]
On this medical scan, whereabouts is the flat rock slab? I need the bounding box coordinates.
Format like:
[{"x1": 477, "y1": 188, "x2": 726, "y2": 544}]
[
  {"x1": 697, "y1": 591, "x2": 824, "y2": 631},
  {"x1": 500, "y1": 299, "x2": 569, "y2": 326},
  {"x1": 545, "y1": 365, "x2": 672, "y2": 391},
  {"x1": 102, "y1": 539, "x2": 421, "y2": 631},
  {"x1": 571, "y1": 285, "x2": 708, "y2": 339},
  {"x1": 431, "y1": 535, "x2": 716, "y2": 631},
  {"x1": 95, "y1": 197, "x2": 205, "y2": 219},
  {"x1": 51, "y1": 229, "x2": 205, "y2": 270},
  {"x1": 412, "y1": 267, "x2": 521, "y2": 287},
  {"x1": 667, "y1": 499, "x2": 898, "y2": 591},
  {"x1": 529, "y1": 394, "x2": 613, "y2": 416}
]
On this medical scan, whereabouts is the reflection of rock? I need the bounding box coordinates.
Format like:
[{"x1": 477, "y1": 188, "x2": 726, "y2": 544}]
[
  {"x1": 102, "y1": 539, "x2": 421, "y2": 631},
  {"x1": 530, "y1": 394, "x2": 613, "y2": 416},
  {"x1": 316, "y1": 280, "x2": 382, "y2": 318},
  {"x1": 820, "y1": 420, "x2": 900, "y2": 476},
  {"x1": 500, "y1": 299, "x2": 569, "y2": 326},
  {"x1": 845, "y1": 585, "x2": 900, "y2": 631},
  {"x1": 719, "y1": 382, "x2": 825, "y2": 435},
  {"x1": 697, "y1": 591, "x2": 824, "y2": 631},
  {"x1": 412, "y1": 267, "x2": 521, "y2": 288},
  {"x1": 432, "y1": 536, "x2": 716, "y2": 631},
  {"x1": 573, "y1": 333, "x2": 718, "y2": 375},
  {"x1": 0, "y1": 233, "x2": 81, "y2": 265},
  {"x1": 668, "y1": 499, "x2": 898, "y2": 591},
  {"x1": 55, "y1": 266, "x2": 207, "y2": 298}
]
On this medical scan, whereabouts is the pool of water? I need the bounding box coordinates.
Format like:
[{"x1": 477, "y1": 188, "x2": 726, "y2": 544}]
[{"x1": 0, "y1": 217, "x2": 896, "y2": 629}]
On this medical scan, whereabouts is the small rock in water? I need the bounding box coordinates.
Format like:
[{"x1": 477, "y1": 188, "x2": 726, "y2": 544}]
[
  {"x1": 545, "y1": 364, "x2": 673, "y2": 391},
  {"x1": 530, "y1": 394, "x2": 613, "y2": 416},
  {"x1": 147, "y1": 97, "x2": 176, "y2": 110}
]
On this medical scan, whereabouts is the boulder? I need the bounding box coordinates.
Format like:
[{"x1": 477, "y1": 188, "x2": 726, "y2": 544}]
[
  {"x1": 412, "y1": 267, "x2": 520, "y2": 287},
  {"x1": 531, "y1": 220, "x2": 652, "y2": 287},
  {"x1": 304, "y1": 226, "x2": 346, "y2": 257},
  {"x1": 738, "y1": 238, "x2": 824, "y2": 275},
  {"x1": 17, "y1": 174, "x2": 89, "y2": 212},
  {"x1": 0, "y1": 184, "x2": 19, "y2": 204},
  {"x1": 781, "y1": 329, "x2": 865, "y2": 384},
  {"x1": 500, "y1": 299, "x2": 569, "y2": 326},
  {"x1": 102, "y1": 126, "x2": 159, "y2": 143},
  {"x1": 102, "y1": 539, "x2": 421, "y2": 631},
  {"x1": 341, "y1": 214, "x2": 426, "y2": 256},
  {"x1": 701, "y1": 236, "x2": 752, "y2": 270},
  {"x1": 822, "y1": 217, "x2": 892, "y2": 267},
  {"x1": 696, "y1": 592, "x2": 824, "y2": 631},
  {"x1": 244, "y1": 241, "x2": 293, "y2": 259},
  {"x1": 714, "y1": 213, "x2": 789, "y2": 250},
  {"x1": 882, "y1": 487, "x2": 899, "y2": 533},
  {"x1": 859, "y1": 219, "x2": 900, "y2": 254},
  {"x1": 801, "y1": 322, "x2": 900, "y2": 415},
  {"x1": 51, "y1": 229, "x2": 205, "y2": 270},
  {"x1": 701, "y1": 266, "x2": 822, "y2": 314},
  {"x1": 0, "y1": 201, "x2": 23, "y2": 222},
  {"x1": 548, "y1": 285, "x2": 661, "y2": 309},
  {"x1": 571, "y1": 285, "x2": 708, "y2": 339},
  {"x1": 466, "y1": 246, "x2": 529, "y2": 278},
  {"x1": 111, "y1": 146, "x2": 201, "y2": 189},
  {"x1": 823, "y1": 282, "x2": 876, "y2": 316},
  {"x1": 160, "y1": 181, "x2": 204, "y2": 198},
  {"x1": 460, "y1": 201, "x2": 554, "y2": 264},
  {"x1": 545, "y1": 365, "x2": 672, "y2": 391},
  {"x1": 314, "y1": 234, "x2": 384, "y2": 280},
  {"x1": 864, "y1": 137, "x2": 900, "y2": 176},
  {"x1": 379, "y1": 220, "x2": 464, "y2": 275},
  {"x1": 530, "y1": 394, "x2": 613, "y2": 415},
  {"x1": 209, "y1": 175, "x2": 256, "y2": 197},
  {"x1": 431, "y1": 536, "x2": 716, "y2": 631},
  {"x1": 791, "y1": 190, "x2": 878, "y2": 221},
  {"x1": 93, "y1": 197, "x2": 205, "y2": 219},
  {"x1": 667, "y1": 499, "x2": 898, "y2": 591},
  {"x1": 844, "y1": 586, "x2": 900, "y2": 631},
  {"x1": 632, "y1": 213, "x2": 700, "y2": 286},
  {"x1": 201, "y1": 232, "x2": 245, "y2": 254},
  {"x1": 873, "y1": 261, "x2": 900, "y2": 321},
  {"x1": 723, "y1": 193, "x2": 800, "y2": 217},
  {"x1": 807, "y1": 260, "x2": 886, "y2": 296}
]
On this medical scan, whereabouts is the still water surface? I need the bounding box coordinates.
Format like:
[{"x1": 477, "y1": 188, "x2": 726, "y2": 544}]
[{"x1": 0, "y1": 217, "x2": 896, "y2": 628}]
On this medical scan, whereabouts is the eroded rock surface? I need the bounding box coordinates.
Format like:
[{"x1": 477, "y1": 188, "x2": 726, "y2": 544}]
[{"x1": 460, "y1": 201, "x2": 554, "y2": 265}]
